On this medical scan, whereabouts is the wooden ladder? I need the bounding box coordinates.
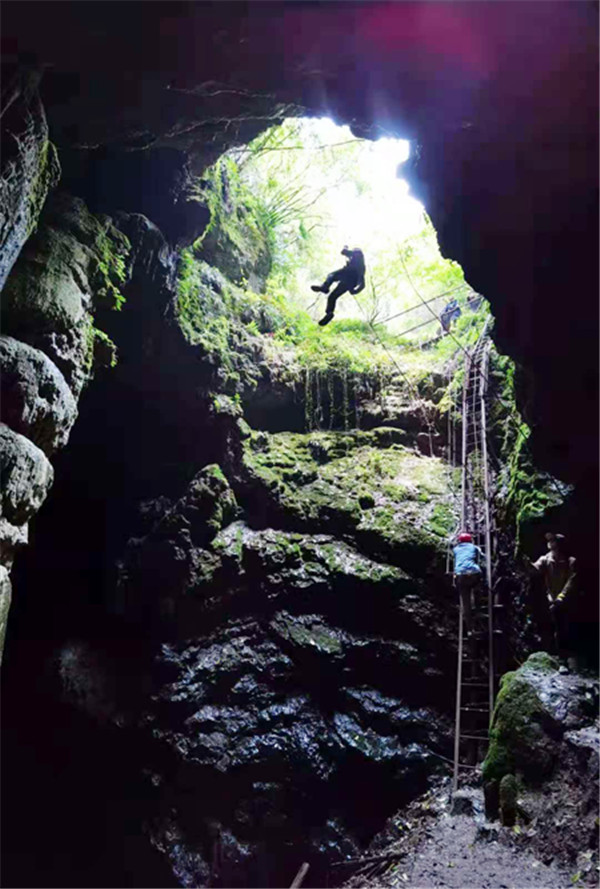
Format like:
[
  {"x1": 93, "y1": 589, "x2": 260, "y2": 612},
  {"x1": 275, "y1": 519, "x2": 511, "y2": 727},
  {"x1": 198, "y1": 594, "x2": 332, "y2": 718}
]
[{"x1": 452, "y1": 324, "x2": 498, "y2": 792}]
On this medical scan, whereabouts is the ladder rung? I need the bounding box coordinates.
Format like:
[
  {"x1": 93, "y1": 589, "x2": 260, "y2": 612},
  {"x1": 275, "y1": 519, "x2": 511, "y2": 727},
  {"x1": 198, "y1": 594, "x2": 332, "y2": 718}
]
[
  {"x1": 461, "y1": 706, "x2": 489, "y2": 713},
  {"x1": 463, "y1": 681, "x2": 488, "y2": 687},
  {"x1": 461, "y1": 733, "x2": 489, "y2": 741}
]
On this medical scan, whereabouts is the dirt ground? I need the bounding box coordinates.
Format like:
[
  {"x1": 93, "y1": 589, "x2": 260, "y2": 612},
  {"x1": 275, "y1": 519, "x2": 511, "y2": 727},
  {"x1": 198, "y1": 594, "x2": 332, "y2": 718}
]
[{"x1": 340, "y1": 777, "x2": 597, "y2": 889}]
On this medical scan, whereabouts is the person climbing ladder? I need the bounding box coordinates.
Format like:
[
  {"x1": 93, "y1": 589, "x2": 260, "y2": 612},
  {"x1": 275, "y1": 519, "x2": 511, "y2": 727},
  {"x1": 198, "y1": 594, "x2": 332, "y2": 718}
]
[
  {"x1": 452, "y1": 531, "x2": 483, "y2": 634},
  {"x1": 311, "y1": 246, "x2": 366, "y2": 326}
]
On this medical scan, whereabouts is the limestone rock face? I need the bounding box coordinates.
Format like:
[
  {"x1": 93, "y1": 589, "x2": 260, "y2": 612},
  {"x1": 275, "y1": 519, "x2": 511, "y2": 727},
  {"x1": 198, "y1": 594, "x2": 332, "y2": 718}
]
[
  {"x1": 0, "y1": 423, "x2": 53, "y2": 528},
  {"x1": 0, "y1": 423, "x2": 53, "y2": 568},
  {"x1": 0, "y1": 72, "x2": 60, "y2": 292},
  {"x1": 0, "y1": 566, "x2": 12, "y2": 666},
  {"x1": 0, "y1": 334, "x2": 78, "y2": 455},
  {"x1": 240, "y1": 429, "x2": 455, "y2": 572},
  {"x1": 1, "y1": 191, "x2": 130, "y2": 396}
]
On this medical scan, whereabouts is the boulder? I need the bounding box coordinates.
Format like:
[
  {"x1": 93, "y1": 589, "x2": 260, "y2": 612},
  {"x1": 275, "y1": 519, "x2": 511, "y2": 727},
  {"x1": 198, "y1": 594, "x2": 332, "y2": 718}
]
[
  {"x1": 0, "y1": 423, "x2": 53, "y2": 528},
  {"x1": 0, "y1": 334, "x2": 78, "y2": 454},
  {"x1": 0, "y1": 518, "x2": 28, "y2": 569},
  {"x1": 483, "y1": 652, "x2": 598, "y2": 788}
]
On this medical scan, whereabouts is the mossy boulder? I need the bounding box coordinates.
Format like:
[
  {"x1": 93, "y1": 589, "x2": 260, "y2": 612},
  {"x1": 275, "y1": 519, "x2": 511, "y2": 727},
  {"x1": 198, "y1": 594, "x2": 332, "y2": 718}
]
[
  {"x1": 177, "y1": 463, "x2": 239, "y2": 544},
  {"x1": 270, "y1": 611, "x2": 344, "y2": 656},
  {"x1": 482, "y1": 652, "x2": 563, "y2": 786}
]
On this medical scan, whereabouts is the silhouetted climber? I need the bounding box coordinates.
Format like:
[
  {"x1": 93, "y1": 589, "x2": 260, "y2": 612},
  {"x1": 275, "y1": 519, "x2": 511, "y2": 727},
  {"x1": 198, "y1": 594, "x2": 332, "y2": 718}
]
[
  {"x1": 311, "y1": 246, "x2": 365, "y2": 326},
  {"x1": 453, "y1": 531, "x2": 483, "y2": 633},
  {"x1": 524, "y1": 532, "x2": 576, "y2": 654}
]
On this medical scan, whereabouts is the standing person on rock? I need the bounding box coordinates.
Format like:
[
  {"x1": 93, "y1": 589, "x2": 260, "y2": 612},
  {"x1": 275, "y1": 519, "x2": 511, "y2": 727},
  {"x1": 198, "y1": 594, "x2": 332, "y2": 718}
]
[
  {"x1": 524, "y1": 532, "x2": 576, "y2": 655},
  {"x1": 452, "y1": 531, "x2": 483, "y2": 634},
  {"x1": 311, "y1": 246, "x2": 365, "y2": 326}
]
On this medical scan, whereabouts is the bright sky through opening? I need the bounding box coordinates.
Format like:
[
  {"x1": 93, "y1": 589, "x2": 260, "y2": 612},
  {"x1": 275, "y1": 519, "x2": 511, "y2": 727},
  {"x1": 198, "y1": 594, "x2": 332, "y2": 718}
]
[
  {"x1": 304, "y1": 118, "x2": 425, "y2": 253},
  {"x1": 239, "y1": 116, "x2": 467, "y2": 331}
]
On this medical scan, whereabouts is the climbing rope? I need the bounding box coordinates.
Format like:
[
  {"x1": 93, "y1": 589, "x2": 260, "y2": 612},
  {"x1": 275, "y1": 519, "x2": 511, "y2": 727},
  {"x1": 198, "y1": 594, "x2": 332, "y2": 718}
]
[
  {"x1": 376, "y1": 284, "x2": 471, "y2": 327},
  {"x1": 349, "y1": 292, "x2": 438, "y2": 457}
]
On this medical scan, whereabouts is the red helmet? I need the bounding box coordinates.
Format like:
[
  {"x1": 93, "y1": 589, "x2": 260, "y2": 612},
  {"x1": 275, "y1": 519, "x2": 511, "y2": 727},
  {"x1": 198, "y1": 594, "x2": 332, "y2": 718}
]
[{"x1": 458, "y1": 532, "x2": 472, "y2": 542}]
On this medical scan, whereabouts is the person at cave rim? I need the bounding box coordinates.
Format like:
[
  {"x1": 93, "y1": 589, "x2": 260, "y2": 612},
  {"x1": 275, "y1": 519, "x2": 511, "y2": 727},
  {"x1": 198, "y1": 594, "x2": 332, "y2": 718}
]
[
  {"x1": 452, "y1": 531, "x2": 483, "y2": 634},
  {"x1": 311, "y1": 245, "x2": 366, "y2": 326},
  {"x1": 524, "y1": 532, "x2": 577, "y2": 654}
]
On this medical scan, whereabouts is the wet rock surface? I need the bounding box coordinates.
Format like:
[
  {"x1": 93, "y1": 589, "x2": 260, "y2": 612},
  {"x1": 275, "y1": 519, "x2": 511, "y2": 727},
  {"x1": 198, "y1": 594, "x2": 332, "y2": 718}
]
[
  {"x1": 1, "y1": 191, "x2": 130, "y2": 396},
  {"x1": 0, "y1": 423, "x2": 53, "y2": 524},
  {"x1": 0, "y1": 334, "x2": 78, "y2": 454},
  {"x1": 101, "y1": 439, "x2": 458, "y2": 885}
]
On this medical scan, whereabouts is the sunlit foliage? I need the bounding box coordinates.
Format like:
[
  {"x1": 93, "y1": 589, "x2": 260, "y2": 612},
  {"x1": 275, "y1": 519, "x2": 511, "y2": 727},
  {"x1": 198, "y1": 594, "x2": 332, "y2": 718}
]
[{"x1": 230, "y1": 118, "x2": 474, "y2": 339}]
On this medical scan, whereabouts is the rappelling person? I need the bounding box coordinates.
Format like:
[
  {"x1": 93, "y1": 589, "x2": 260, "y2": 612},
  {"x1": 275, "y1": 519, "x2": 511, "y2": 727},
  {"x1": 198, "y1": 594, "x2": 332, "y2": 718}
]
[
  {"x1": 311, "y1": 246, "x2": 366, "y2": 326},
  {"x1": 452, "y1": 531, "x2": 483, "y2": 634},
  {"x1": 440, "y1": 298, "x2": 461, "y2": 335},
  {"x1": 523, "y1": 532, "x2": 576, "y2": 654}
]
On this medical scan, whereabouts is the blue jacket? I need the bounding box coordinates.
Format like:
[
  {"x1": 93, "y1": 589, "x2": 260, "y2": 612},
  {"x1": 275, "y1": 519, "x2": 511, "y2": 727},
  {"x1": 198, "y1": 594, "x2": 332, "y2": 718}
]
[{"x1": 453, "y1": 542, "x2": 482, "y2": 575}]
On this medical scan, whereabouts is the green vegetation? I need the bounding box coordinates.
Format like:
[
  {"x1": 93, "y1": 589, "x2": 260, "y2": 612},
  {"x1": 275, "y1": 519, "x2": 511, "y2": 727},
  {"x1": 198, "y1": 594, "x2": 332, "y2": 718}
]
[
  {"x1": 173, "y1": 117, "x2": 496, "y2": 426},
  {"x1": 192, "y1": 154, "x2": 271, "y2": 288},
  {"x1": 489, "y1": 351, "x2": 571, "y2": 550},
  {"x1": 243, "y1": 428, "x2": 455, "y2": 562},
  {"x1": 482, "y1": 652, "x2": 560, "y2": 786}
]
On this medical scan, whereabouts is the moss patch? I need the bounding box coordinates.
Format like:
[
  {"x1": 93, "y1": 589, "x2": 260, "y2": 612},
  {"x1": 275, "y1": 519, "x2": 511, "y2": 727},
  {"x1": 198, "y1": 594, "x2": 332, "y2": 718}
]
[
  {"x1": 482, "y1": 652, "x2": 560, "y2": 785},
  {"x1": 243, "y1": 429, "x2": 454, "y2": 565}
]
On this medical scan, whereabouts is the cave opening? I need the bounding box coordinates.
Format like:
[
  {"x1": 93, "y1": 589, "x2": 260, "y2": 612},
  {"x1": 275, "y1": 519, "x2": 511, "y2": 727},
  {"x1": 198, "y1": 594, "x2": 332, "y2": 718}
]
[{"x1": 0, "y1": 10, "x2": 597, "y2": 878}]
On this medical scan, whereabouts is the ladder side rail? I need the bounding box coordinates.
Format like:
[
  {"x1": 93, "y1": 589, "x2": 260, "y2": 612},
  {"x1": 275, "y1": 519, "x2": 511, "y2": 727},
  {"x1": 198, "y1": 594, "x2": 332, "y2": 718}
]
[
  {"x1": 453, "y1": 595, "x2": 465, "y2": 793},
  {"x1": 479, "y1": 341, "x2": 495, "y2": 719},
  {"x1": 455, "y1": 346, "x2": 472, "y2": 788},
  {"x1": 460, "y1": 356, "x2": 470, "y2": 528}
]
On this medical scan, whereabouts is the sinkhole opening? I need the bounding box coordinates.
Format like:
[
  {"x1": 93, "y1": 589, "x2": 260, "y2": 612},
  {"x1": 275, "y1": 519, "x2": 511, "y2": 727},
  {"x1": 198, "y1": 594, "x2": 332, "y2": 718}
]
[{"x1": 180, "y1": 115, "x2": 491, "y2": 433}]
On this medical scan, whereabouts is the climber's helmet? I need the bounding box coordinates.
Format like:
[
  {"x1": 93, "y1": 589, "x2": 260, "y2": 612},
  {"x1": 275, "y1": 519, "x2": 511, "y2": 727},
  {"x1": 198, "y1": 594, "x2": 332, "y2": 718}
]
[
  {"x1": 545, "y1": 532, "x2": 566, "y2": 552},
  {"x1": 458, "y1": 532, "x2": 473, "y2": 543}
]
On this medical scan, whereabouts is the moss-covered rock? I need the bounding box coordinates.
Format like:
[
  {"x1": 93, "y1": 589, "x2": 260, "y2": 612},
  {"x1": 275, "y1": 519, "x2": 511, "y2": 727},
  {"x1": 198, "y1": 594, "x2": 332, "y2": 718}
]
[
  {"x1": 193, "y1": 156, "x2": 271, "y2": 291},
  {"x1": 179, "y1": 464, "x2": 239, "y2": 543},
  {"x1": 482, "y1": 652, "x2": 563, "y2": 786},
  {"x1": 241, "y1": 429, "x2": 455, "y2": 570},
  {"x1": 1, "y1": 192, "x2": 130, "y2": 395},
  {"x1": 270, "y1": 611, "x2": 344, "y2": 656},
  {"x1": 499, "y1": 773, "x2": 518, "y2": 826}
]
